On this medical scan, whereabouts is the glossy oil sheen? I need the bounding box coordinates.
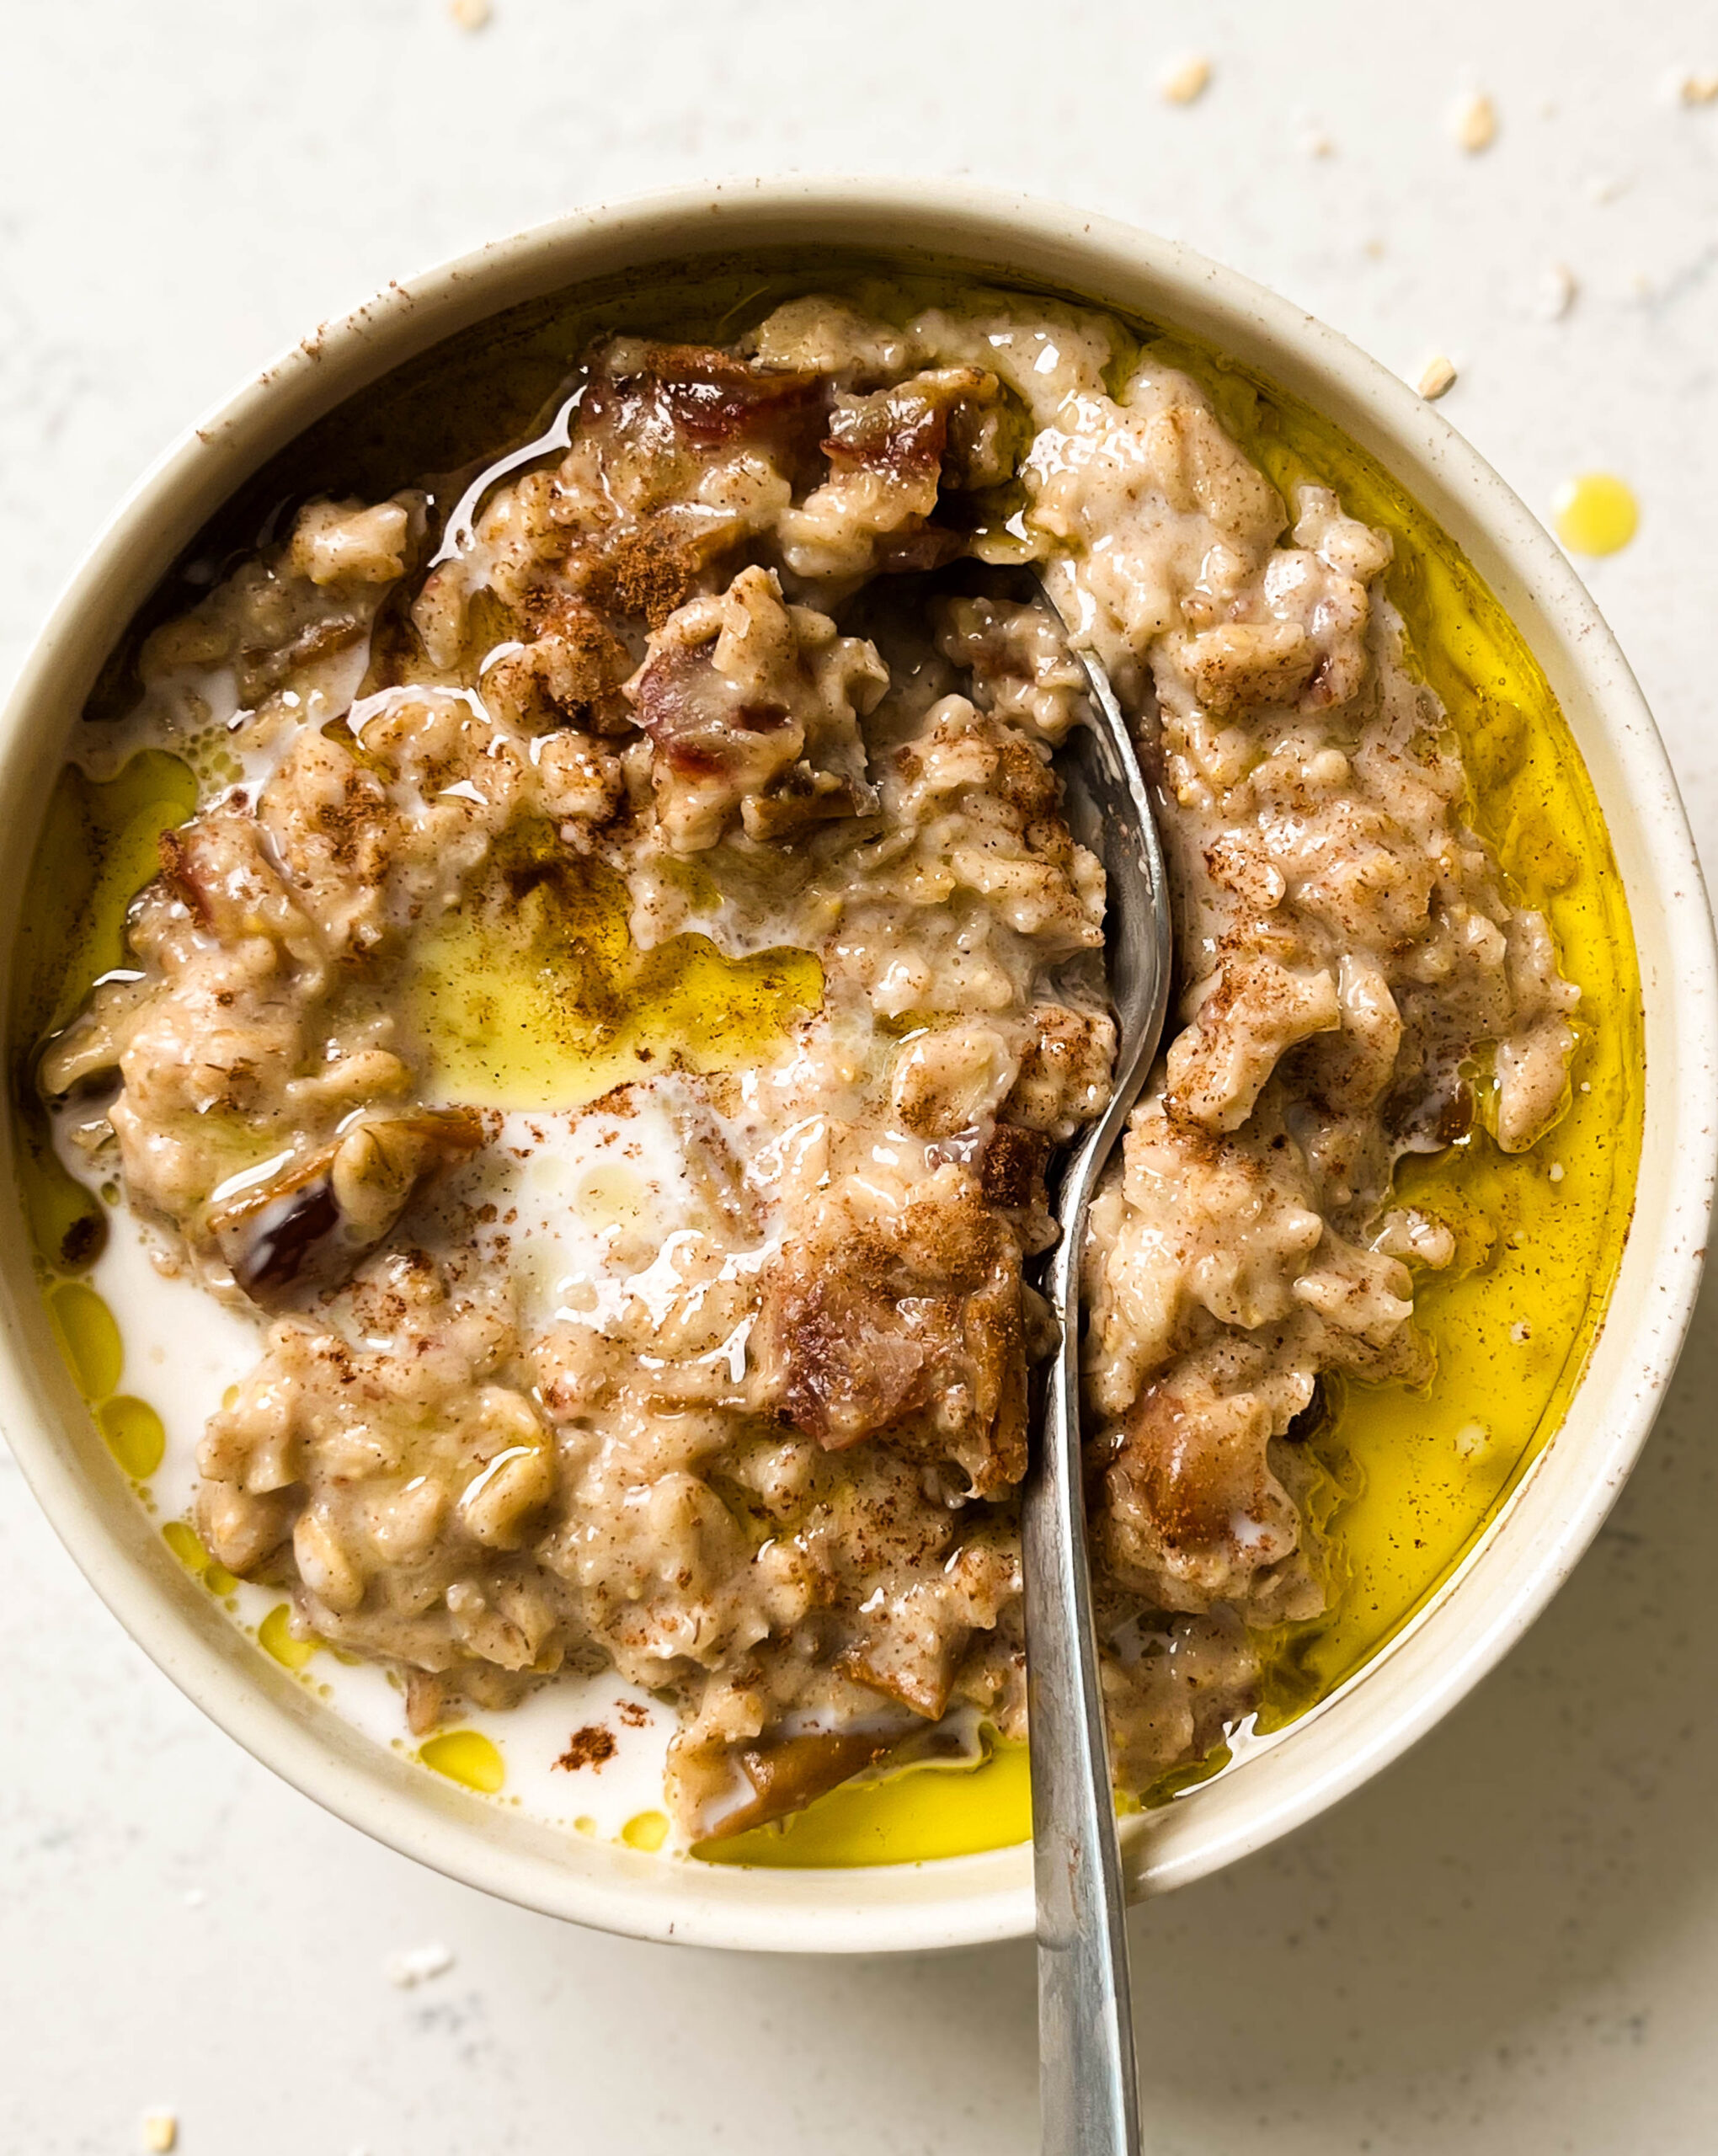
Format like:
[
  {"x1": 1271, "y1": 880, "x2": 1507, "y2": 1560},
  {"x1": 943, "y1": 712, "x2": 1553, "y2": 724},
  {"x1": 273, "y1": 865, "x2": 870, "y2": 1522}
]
[
  {"x1": 405, "y1": 831, "x2": 824, "y2": 1109},
  {"x1": 8, "y1": 261, "x2": 1642, "y2": 1874},
  {"x1": 419, "y1": 1728, "x2": 506, "y2": 1793},
  {"x1": 1161, "y1": 334, "x2": 1643, "y2": 1736},
  {"x1": 11, "y1": 750, "x2": 199, "y2": 1273}
]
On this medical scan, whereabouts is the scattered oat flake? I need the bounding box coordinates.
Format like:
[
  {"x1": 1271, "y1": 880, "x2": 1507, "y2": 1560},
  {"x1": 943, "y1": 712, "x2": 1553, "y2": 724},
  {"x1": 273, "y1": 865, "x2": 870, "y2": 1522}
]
[
  {"x1": 450, "y1": 0, "x2": 491, "y2": 27},
  {"x1": 1549, "y1": 1161, "x2": 1565, "y2": 1183},
  {"x1": 1160, "y1": 54, "x2": 1211, "y2": 105},
  {"x1": 386, "y1": 1941, "x2": 455, "y2": 1988},
  {"x1": 1454, "y1": 1420, "x2": 1491, "y2": 1460},
  {"x1": 1451, "y1": 89, "x2": 1497, "y2": 152},
  {"x1": 1417, "y1": 355, "x2": 1459, "y2": 401},
  {"x1": 1537, "y1": 263, "x2": 1577, "y2": 321},
  {"x1": 1674, "y1": 69, "x2": 1718, "y2": 105},
  {"x1": 142, "y1": 2113, "x2": 178, "y2": 2154}
]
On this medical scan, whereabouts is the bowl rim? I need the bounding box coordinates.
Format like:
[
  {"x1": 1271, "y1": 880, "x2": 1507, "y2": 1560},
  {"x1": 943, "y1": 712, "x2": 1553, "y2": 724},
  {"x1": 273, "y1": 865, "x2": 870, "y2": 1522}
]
[{"x1": 2, "y1": 175, "x2": 1713, "y2": 1955}]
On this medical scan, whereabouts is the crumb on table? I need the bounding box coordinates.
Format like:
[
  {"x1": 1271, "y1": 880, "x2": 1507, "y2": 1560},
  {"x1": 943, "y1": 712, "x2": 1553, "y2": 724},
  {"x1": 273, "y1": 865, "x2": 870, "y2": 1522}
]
[
  {"x1": 1416, "y1": 354, "x2": 1459, "y2": 401},
  {"x1": 1159, "y1": 54, "x2": 1211, "y2": 104},
  {"x1": 1451, "y1": 89, "x2": 1497, "y2": 152}
]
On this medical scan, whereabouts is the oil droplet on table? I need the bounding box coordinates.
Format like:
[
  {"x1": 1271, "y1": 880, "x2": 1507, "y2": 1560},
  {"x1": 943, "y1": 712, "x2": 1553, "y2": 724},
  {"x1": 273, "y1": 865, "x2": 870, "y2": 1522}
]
[
  {"x1": 1553, "y1": 472, "x2": 1638, "y2": 555},
  {"x1": 419, "y1": 1728, "x2": 506, "y2": 1793},
  {"x1": 98, "y1": 1395, "x2": 165, "y2": 1479}
]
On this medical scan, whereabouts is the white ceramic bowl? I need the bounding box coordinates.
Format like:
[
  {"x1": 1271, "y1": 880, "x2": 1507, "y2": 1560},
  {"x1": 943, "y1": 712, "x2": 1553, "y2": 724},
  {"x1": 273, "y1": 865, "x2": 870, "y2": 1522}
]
[{"x1": 3, "y1": 180, "x2": 1713, "y2": 1955}]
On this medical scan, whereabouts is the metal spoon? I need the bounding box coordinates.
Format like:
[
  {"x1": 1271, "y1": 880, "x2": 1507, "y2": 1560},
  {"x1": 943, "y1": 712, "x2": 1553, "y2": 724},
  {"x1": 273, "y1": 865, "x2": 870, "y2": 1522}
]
[{"x1": 1023, "y1": 579, "x2": 1173, "y2": 2156}]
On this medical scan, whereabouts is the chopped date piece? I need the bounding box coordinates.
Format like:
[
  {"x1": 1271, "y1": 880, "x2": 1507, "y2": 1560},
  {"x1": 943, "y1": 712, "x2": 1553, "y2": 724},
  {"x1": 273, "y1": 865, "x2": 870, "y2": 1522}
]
[
  {"x1": 670, "y1": 1724, "x2": 908, "y2": 1842},
  {"x1": 638, "y1": 647, "x2": 793, "y2": 780},
  {"x1": 976, "y1": 1121, "x2": 1053, "y2": 1213},
  {"x1": 751, "y1": 1186, "x2": 1030, "y2": 1497},
  {"x1": 208, "y1": 1110, "x2": 482, "y2": 1308},
  {"x1": 627, "y1": 564, "x2": 888, "y2": 851},
  {"x1": 1103, "y1": 1366, "x2": 1304, "y2": 1605},
  {"x1": 737, "y1": 763, "x2": 881, "y2": 842},
  {"x1": 581, "y1": 337, "x2": 830, "y2": 477},
  {"x1": 824, "y1": 366, "x2": 1006, "y2": 489},
  {"x1": 157, "y1": 813, "x2": 317, "y2": 954},
  {"x1": 779, "y1": 366, "x2": 1009, "y2": 582}
]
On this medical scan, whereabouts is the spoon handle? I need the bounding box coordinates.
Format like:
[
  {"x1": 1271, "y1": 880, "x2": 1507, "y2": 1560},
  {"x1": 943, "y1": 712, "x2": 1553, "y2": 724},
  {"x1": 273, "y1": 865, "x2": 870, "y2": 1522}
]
[{"x1": 1022, "y1": 1218, "x2": 1141, "y2": 2156}]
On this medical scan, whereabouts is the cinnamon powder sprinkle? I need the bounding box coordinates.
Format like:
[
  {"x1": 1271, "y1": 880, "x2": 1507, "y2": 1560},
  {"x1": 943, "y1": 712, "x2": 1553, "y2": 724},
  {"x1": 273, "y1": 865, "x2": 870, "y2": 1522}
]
[{"x1": 555, "y1": 1724, "x2": 617, "y2": 1770}]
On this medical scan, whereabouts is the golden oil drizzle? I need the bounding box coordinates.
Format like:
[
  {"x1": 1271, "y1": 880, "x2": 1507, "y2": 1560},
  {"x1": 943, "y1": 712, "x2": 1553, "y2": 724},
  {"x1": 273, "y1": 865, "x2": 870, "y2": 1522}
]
[
  {"x1": 161, "y1": 1519, "x2": 237, "y2": 1598},
  {"x1": 97, "y1": 1396, "x2": 166, "y2": 1481},
  {"x1": 419, "y1": 1728, "x2": 506, "y2": 1792},
  {"x1": 405, "y1": 825, "x2": 824, "y2": 1109},
  {"x1": 259, "y1": 1604, "x2": 320, "y2": 1672},
  {"x1": 45, "y1": 1279, "x2": 123, "y2": 1401},
  {"x1": 10, "y1": 751, "x2": 199, "y2": 1276},
  {"x1": 700, "y1": 1734, "x2": 1033, "y2": 1870},
  {"x1": 620, "y1": 1809, "x2": 671, "y2": 1853}
]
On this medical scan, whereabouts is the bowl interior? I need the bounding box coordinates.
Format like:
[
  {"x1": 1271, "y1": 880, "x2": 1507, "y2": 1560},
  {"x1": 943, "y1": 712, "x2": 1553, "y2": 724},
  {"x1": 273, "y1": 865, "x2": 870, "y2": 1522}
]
[{"x1": 0, "y1": 184, "x2": 1710, "y2": 1953}]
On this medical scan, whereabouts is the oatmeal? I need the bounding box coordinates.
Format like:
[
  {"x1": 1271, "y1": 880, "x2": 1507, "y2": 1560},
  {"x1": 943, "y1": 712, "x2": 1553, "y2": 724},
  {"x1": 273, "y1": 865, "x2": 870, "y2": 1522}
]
[{"x1": 30, "y1": 285, "x2": 1579, "y2": 1844}]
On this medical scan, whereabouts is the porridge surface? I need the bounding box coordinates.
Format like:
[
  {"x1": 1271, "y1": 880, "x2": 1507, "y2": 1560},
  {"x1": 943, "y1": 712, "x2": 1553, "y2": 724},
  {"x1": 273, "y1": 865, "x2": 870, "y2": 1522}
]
[{"x1": 29, "y1": 285, "x2": 1593, "y2": 1846}]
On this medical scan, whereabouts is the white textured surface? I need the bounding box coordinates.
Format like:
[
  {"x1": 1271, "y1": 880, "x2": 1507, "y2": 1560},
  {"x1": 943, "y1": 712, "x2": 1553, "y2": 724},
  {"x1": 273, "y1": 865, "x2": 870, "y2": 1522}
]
[{"x1": 4, "y1": 3, "x2": 1717, "y2": 2148}]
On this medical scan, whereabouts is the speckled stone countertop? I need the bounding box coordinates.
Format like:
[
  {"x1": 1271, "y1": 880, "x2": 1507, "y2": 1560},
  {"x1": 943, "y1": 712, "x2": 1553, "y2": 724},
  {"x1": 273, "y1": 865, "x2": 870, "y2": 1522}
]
[{"x1": 4, "y1": 4, "x2": 1716, "y2": 2149}]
